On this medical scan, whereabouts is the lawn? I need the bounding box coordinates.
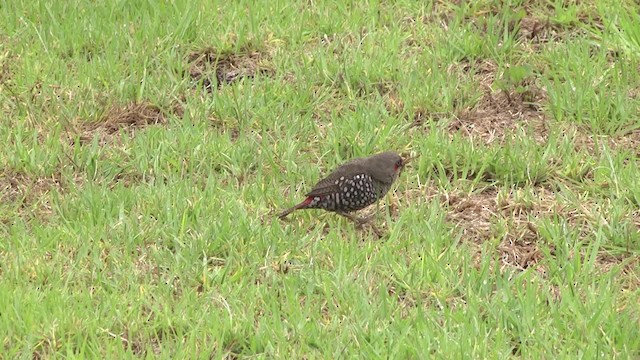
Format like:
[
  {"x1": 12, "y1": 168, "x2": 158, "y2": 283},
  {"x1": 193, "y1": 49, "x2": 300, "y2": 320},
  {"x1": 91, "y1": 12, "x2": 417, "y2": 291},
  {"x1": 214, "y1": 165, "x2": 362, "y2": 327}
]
[{"x1": 1, "y1": 0, "x2": 639, "y2": 358}]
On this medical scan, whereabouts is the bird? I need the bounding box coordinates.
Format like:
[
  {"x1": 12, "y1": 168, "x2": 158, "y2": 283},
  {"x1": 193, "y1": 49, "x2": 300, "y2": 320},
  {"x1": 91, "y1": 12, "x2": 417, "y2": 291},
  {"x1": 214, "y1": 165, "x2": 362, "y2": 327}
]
[{"x1": 277, "y1": 151, "x2": 406, "y2": 224}]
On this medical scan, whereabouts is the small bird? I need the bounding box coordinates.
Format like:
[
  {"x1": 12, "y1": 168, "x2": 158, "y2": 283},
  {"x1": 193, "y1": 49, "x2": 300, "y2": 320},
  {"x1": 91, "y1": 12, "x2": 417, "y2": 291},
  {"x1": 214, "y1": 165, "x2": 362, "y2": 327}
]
[{"x1": 278, "y1": 151, "x2": 406, "y2": 224}]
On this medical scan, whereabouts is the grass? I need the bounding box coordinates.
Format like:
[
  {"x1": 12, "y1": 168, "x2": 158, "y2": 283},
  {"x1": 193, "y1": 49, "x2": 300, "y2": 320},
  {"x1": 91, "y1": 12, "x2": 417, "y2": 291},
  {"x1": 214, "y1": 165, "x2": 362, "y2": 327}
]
[{"x1": 1, "y1": 0, "x2": 639, "y2": 358}]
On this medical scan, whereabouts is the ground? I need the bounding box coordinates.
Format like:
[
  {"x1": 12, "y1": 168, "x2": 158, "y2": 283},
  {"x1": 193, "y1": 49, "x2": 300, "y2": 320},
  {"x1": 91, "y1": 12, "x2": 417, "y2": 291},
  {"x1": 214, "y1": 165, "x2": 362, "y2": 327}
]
[{"x1": 0, "y1": 0, "x2": 639, "y2": 358}]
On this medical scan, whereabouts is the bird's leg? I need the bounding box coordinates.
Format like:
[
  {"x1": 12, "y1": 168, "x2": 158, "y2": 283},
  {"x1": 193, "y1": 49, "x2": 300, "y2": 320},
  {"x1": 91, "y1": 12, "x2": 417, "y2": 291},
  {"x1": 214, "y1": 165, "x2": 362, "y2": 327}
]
[
  {"x1": 337, "y1": 211, "x2": 369, "y2": 225},
  {"x1": 337, "y1": 212, "x2": 383, "y2": 237}
]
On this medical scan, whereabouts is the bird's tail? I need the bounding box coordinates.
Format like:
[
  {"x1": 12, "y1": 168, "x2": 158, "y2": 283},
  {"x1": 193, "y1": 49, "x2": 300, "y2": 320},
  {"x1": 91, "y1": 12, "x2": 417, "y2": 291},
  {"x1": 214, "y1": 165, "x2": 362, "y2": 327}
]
[{"x1": 277, "y1": 197, "x2": 312, "y2": 219}]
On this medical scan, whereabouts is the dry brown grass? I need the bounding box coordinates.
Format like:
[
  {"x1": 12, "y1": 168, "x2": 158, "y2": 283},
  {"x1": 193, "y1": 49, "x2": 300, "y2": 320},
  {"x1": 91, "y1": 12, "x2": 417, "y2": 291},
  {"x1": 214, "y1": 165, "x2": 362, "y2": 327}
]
[
  {"x1": 452, "y1": 60, "x2": 548, "y2": 145},
  {"x1": 77, "y1": 101, "x2": 167, "y2": 145},
  {"x1": 398, "y1": 181, "x2": 639, "y2": 281},
  {"x1": 0, "y1": 170, "x2": 84, "y2": 221},
  {"x1": 188, "y1": 47, "x2": 273, "y2": 91},
  {"x1": 406, "y1": 60, "x2": 548, "y2": 145}
]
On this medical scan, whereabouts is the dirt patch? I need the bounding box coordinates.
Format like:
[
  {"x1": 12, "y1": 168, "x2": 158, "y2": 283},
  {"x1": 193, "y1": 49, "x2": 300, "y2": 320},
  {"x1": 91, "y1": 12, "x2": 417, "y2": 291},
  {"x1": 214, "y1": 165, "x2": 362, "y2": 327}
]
[
  {"x1": 443, "y1": 187, "x2": 500, "y2": 242},
  {"x1": 0, "y1": 170, "x2": 82, "y2": 221},
  {"x1": 564, "y1": 123, "x2": 640, "y2": 158},
  {"x1": 188, "y1": 47, "x2": 273, "y2": 91},
  {"x1": 442, "y1": 186, "x2": 562, "y2": 272},
  {"x1": 433, "y1": 183, "x2": 639, "y2": 282},
  {"x1": 210, "y1": 114, "x2": 242, "y2": 142},
  {"x1": 512, "y1": 15, "x2": 586, "y2": 46},
  {"x1": 170, "y1": 95, "x2": 186, "y2": 119},
  {"x1": 462, "y1": 4, "x2": 601, "y2": 42},
  {"x1": 517, "y1": 16, "x2": 557, "y2": 42},
  {"x1": 609, "y1": 130, "x2": 640, "y2": 158},
  {"x1": 0, "y1": 171, "x2": 60, "y2": 205},
  {"x1": 446, "y1": 60, "x2": 548, "y2": 144},
  {"x1": 383, "y1": 89, "x2": 405, "y2": 115},
  {"x1": 596, "y1": 252, "x2": 640, "y2": 291},
  {"x1": 386, "y1": 283, "x2": 417, "y2": 318},
  {"x1": 0, "y1": 44, "x2": 14, "y2": 85},
  {"x1": 78, "y1": 102, "x2": 167, "y2": 145}
]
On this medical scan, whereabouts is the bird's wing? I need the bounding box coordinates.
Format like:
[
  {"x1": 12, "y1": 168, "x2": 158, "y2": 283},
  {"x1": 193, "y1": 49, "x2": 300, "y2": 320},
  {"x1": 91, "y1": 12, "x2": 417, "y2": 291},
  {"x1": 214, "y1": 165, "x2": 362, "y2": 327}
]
[
  {"x1": 305, "y1": 172, "x2": 342, "y2": 197},
  {"x1": 305, "y1": 162, "x2": 364, "y2": 197}
]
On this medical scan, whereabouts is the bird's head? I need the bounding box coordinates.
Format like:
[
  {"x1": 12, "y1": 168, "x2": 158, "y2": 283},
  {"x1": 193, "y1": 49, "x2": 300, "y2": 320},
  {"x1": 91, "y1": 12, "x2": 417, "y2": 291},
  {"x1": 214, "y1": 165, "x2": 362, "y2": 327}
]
[{"x1": 368, "y1": 151, "x2": 410, "y2": 183}]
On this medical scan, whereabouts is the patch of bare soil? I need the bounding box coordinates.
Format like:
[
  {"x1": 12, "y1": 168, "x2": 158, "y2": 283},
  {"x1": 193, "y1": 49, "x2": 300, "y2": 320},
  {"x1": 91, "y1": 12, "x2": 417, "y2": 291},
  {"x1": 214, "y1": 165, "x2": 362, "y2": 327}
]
[
  {"x1": 383, "y1": 89, "x2": 405, "y2": 115},
  {"x1": 596, "y1": 252, "x2": 640, "y2": 289},
  {"x1": 0, "y1": 170, "x2": 83, "y2": 221},
  {"x1": 188, "y1": 47, "x2": 273, "y2": 91},
  {"x1": 78, "y1": 102, "x2": 167, "y2": 145},
  {"x1": 465, "y1": 3, "x2": 602, "y2": 42},
  {"x1": 516, "y1": 16, "x2": 558, "y2": 42},
  {"x1": 386, "y1": 283, "x2": 418, "y2": 318},
  {"x1": 210, "y1": 114, "x2": 242, "y2": 142},
  {"x1": 113, "y1": 324, "x2": 170, "y2": 357},
  {"x1": 432, "y1": 183, "x2": 638, "y2": 285},
  {"x1": 442, "y1": 186, "x2": 559, "y2": 272},
  {"x1": 170, "y1": 95, "x2": 186, "y2": 119},
  {"x1": 31, "y1": 336, "x2": 61, "y2": 360},
  {"x1": 610, "y1": 130, "x2": 640, "y2": 158},
  {"x1": 450, "y1": 60, "x2": 547, "y2": 145},
  {"x1": 562, "y1": 123, "x2": 640, "y2": 158},
  {"x1": 0, "y1": 44, "x2": 14, "y2": 85}
]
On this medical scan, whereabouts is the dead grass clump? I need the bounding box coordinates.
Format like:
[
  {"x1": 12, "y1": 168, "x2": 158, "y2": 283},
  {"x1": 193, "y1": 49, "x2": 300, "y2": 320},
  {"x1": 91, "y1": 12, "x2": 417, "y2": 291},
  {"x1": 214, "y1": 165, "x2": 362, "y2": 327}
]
[
  {"x1": 188, "y1": 47, "x2": 273, "y2": 91},
  {"x1": 0, "y1": 41, "x2": 15, "y2": 85},
  {"x1": 1, "y1": 171, "x2": 61, "y2": 206},
  {"x1": 438, "y1": 183, "x2": 640, "y2": 281},
  {"x1": 449, "y1": 60, "x2": 548, "y2": 144},
  {"x1": 0, "y1": 170, "x2": 83, "y2": 221},
  {"x1": 443, "y1": 188, "x2": 499, "y2": 242},
  {"x1": 406, "y1": 108, "x2": 452, "y2": 131},
  {"x1": 383, "y1": 89, "x2": 405, "y2": 115},
  {"x1": 564, "y1": 123, "x2": 640, "y2": 158},
  {"x1": 595, "y1": 253, "x2": 640, "y2": 291},
  {"x1": 79, "y1": 102, "x2": 166, "y2": 145},
  {"x1": 513, "y1": 15, "x2": 576, "y2": 45},
  {"x1": 443, "y1": 186, "x2": 562, "y2": 272}
]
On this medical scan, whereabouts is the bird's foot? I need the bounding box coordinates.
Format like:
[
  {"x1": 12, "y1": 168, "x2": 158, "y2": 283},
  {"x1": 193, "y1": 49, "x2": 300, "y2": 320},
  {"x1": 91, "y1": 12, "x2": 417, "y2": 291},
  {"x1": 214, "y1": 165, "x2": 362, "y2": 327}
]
[{"x1": 367, "y1": 223, "x2": 384, "y2": 238}]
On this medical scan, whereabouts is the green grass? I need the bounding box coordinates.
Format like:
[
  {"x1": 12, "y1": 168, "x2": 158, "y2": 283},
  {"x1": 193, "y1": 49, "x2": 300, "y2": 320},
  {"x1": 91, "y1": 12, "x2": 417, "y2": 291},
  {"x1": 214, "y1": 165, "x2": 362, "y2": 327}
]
[{"x1": 1, "y1": 0, "x2": 640, "y2": 358}]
